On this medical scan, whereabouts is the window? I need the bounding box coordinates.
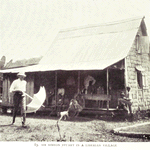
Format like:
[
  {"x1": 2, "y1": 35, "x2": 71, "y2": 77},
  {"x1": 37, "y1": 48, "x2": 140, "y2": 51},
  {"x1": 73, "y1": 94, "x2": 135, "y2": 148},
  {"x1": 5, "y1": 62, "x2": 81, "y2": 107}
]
[
  {"x1": 137, "y1": 71, "x2": 143, "y2": 88},
  {"x1": 137, "y1": 70, "x2": 148, "y2": 89},
  {"x1": 136, "y1": 66, "x2": 148, "y2": 89}
]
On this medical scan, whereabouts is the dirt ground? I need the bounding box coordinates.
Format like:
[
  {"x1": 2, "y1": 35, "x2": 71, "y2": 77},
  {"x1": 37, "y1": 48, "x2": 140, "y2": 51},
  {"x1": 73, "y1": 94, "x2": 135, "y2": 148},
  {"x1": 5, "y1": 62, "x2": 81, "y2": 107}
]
[{"x1": 0, "y1": 113, "x2": 150, "y2": 142}]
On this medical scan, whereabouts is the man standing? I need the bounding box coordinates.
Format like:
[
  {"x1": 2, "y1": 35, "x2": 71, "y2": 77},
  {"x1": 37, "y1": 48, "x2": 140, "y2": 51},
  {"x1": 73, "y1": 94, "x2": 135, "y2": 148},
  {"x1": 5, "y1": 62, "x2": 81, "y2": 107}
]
[
  {"x1": 125, "y1": 86, "x2": 133, "y2": 115},
  {"x1": 118, "y1": 87, "x2": 133, "y2": 116},
  {"x1": 10, "y1": 72, "x2": 27, "y2": 127}
]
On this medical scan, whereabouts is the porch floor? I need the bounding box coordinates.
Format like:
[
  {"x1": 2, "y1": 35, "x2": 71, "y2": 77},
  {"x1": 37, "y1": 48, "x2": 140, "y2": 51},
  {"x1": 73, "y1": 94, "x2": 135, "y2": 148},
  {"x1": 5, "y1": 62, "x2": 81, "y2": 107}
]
[{"x1": 38, "y1": 106, "x2": 127, "y2": 118}]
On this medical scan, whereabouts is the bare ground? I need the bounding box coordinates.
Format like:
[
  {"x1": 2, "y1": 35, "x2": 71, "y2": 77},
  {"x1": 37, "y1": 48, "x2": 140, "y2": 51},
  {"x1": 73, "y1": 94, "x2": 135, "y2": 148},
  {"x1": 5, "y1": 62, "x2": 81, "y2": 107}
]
[{"x1": 0, "y1": 113, "x2": 150, "y2": 142}]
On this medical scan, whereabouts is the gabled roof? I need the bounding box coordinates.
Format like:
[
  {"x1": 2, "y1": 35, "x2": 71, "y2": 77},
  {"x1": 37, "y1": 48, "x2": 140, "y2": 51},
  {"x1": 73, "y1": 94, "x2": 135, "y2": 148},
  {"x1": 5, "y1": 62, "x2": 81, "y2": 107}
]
[
  {"x1": 0, "y1": 17, "x2": 147, "y2": 73},
  {"x1": 38, "y1": 17, "x2": 146, "y2": 70}
]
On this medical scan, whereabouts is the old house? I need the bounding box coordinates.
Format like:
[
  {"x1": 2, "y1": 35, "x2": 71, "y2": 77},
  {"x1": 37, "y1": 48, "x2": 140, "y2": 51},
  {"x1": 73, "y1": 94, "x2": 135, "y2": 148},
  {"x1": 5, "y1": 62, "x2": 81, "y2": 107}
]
[{"x1": 0, "y1": 17, "x2": 149, "y2": 116}]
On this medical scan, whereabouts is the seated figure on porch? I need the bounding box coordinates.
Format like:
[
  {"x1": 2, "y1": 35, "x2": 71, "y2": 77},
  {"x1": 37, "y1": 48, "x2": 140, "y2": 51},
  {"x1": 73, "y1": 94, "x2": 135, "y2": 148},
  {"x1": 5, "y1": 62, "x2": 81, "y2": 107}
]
[
  {"x1": 48, "y1": 89, "x2": 55, "y2": 106},
  {"x1": 49, "y1": 88, "x2": 65, "y2": 107},
  {"x1": 83, "y1": 75, "x2": 96, "y2": 94},
  {"x1": 57, "y1": 88, "x2": 65, "y2": 104},
  {"x1": 117, "y1": 87, "x2": 133, "y2": 115},
  {"x1": 68, "y1": 99, "x2": 83, "y2": 117}
]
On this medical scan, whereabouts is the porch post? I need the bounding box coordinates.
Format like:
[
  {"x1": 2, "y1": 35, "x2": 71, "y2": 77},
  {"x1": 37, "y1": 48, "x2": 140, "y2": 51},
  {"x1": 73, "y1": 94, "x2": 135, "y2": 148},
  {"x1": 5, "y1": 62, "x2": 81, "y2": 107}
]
[
  {"x1": 55, "y1": 71, "x2": 57, "y2": 106},
  {"x1": 7, "y1": 74, "x2": 11, "y2": 104},
  {"x1": 124, "y1": 57, "x2": 128, "y2": 94},
  {"x1": 106, "y1": 68, "x2": 109, "y2": 110},
  {"x1": 106, "y1": 68, "x2": 109, "y2": 95},
  {"x1": 77, "y1": 71, "x2": 80, "y2": 94}
]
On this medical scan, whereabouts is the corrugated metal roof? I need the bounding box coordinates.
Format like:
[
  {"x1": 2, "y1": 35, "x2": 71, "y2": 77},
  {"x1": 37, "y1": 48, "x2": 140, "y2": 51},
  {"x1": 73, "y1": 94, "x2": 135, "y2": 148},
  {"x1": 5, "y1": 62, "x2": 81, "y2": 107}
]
[
  {"x1": 0, "y1": 17, "x2": 144, "y2": 73},
  {"x1": 39, "y1": 18, "x2": 143, "y2": 70}
]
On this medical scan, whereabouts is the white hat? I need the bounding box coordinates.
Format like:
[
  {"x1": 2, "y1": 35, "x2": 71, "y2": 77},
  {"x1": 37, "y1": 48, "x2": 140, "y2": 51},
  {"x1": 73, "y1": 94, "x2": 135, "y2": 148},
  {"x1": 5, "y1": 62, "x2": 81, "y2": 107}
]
[{"x1": 17, "y1": 72, "x2": 26, "y2": 77}]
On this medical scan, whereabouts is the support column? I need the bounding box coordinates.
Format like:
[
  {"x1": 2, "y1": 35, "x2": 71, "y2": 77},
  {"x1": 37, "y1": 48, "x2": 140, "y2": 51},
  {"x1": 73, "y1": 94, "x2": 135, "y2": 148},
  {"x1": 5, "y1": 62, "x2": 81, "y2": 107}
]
[
  {"x1": 55, "y1": 71, "x2": 58, "y2": 107},
  {"x1": 124, "y1": 57, "x2": 128, "y2": 94},
  {"x1": 106, "y1": 68, "x2": 109, "y2": 95},
  {"x1": 77, "y1": 71, "x2": 80, "y2": 94},
  {"x1": 106, "y1": 68, "x2": 109, "y2": 110}
]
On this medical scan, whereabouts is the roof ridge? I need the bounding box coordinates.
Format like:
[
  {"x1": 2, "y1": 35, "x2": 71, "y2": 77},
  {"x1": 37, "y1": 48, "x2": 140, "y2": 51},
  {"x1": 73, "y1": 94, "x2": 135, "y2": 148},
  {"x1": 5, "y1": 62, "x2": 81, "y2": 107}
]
[
  {"x1": 60, "y1": 16, "x2": 144, "y2": 33},
  {"x1": 58, "y1": 27, "x2": 138, "y2": 40}
]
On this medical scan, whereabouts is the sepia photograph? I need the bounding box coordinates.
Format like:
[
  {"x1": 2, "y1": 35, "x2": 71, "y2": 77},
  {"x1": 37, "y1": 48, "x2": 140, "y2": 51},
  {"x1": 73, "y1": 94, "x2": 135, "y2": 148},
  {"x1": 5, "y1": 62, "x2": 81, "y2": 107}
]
[{"x1": 0, "y1": 0, "x2": 150, "y2": 149}]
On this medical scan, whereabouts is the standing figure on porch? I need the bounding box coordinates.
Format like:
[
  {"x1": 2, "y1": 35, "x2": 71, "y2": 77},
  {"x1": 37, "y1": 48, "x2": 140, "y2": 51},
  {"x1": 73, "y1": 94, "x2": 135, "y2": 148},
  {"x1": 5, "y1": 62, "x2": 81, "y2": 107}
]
[
  {"x1": 9, "y1": 72, "x2": 27, "y2": 127},
  {"x1": 83, "y1": 75, "x2": 96, "y2": 94},
  {"x1": 118, "y1": 87, "x2": 133, "y2": 116}
]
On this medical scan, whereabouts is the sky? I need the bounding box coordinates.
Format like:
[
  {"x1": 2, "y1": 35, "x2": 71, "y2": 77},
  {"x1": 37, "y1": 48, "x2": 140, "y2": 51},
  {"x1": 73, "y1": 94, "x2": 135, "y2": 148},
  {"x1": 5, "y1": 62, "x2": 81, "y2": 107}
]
[{"x1": 0, "y1": 0, "x2": 150, "y2": 63}]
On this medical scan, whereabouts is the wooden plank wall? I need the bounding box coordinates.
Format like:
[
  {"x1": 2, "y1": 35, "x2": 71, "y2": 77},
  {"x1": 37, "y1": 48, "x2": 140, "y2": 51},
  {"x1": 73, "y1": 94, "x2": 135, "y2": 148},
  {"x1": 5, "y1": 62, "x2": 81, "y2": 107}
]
[{"x1": 2, "y1": 74, "x2": 13, "y2": 106}]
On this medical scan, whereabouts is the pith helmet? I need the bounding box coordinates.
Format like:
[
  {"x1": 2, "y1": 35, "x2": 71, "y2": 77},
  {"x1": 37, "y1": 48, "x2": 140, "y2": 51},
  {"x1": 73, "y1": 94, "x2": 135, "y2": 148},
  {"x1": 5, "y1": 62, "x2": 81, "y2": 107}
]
[{"x1": 17, "y1": 71, "x2": 26, "y2": 77}]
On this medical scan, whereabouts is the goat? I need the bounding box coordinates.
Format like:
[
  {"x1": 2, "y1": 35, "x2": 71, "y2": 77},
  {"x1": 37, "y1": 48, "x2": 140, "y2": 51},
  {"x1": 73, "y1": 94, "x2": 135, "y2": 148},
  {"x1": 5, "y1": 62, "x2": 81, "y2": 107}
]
[{"x1": 58, "y1": 99, "x2": 83, "y2": 122}]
